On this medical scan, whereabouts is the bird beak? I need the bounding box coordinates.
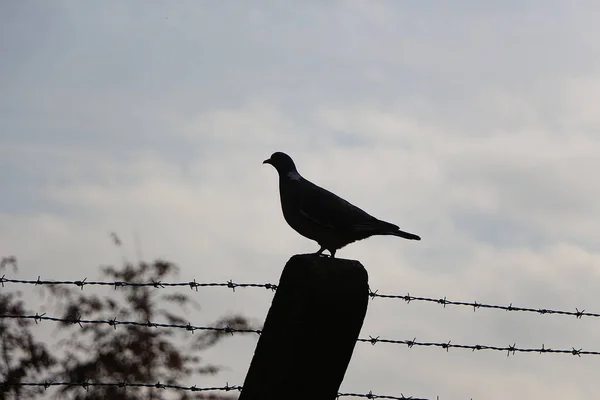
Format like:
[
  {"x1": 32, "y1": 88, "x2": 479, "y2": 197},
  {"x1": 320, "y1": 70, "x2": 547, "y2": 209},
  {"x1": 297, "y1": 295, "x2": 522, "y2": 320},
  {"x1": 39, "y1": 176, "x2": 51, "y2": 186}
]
[{"x1": 263, "y1": 158, "x2": 271, "y2": 165}]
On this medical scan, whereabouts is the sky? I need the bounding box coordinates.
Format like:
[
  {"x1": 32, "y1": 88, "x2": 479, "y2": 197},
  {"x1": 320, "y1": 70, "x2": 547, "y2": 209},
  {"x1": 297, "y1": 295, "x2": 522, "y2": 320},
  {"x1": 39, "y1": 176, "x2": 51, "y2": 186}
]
[{"x1": 2, "y1": 1, "x2": 600, "y2": 399}]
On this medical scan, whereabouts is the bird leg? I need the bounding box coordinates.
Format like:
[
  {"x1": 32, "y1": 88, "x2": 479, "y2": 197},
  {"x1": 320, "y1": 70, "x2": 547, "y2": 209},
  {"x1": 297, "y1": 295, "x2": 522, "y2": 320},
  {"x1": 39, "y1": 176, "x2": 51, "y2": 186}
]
[
  {"x1": 314, "y1": 246, "x2": 326, "y2": 256},
  {"x1": 314, "y1": 246, "x2": 336, "y2": 258}
]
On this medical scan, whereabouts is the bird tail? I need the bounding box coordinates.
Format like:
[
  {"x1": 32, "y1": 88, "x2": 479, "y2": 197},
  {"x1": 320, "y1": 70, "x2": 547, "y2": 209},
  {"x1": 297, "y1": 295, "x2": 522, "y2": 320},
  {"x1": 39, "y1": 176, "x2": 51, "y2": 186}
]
[
  {"x1": 356, "y1": 220, "x2": 421, "y2": 241},
  {"x1": 383, "y1": 228, "x2": 421, "y2": 240},
  {"x1": 388, "y1": 229, "x2": 421, "y2": 241},
  {"x1": 375, "y1": 220, "x2": 421, "y2": 240}
]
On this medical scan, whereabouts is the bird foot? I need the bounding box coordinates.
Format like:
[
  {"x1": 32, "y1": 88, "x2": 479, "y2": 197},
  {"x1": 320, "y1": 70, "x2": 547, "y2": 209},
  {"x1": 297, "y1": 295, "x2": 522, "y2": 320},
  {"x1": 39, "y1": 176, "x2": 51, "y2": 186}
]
[{"x1": 314, "y1": 247, "x2": 335, "y2": 258}]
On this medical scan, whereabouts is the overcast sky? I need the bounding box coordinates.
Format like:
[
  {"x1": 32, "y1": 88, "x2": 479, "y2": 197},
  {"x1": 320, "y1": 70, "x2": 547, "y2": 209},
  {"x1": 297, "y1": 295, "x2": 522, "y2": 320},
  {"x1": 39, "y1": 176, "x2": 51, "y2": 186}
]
[{"x1": 3, "y1": 1, "x2": 600, "y2": 399}]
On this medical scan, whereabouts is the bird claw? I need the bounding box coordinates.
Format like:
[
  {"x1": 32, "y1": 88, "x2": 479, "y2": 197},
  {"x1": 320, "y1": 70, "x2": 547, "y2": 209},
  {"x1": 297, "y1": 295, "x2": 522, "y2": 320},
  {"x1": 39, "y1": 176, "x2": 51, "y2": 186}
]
[{"x1": 312, "y1": 251, "x2": 333, "y2": 258}]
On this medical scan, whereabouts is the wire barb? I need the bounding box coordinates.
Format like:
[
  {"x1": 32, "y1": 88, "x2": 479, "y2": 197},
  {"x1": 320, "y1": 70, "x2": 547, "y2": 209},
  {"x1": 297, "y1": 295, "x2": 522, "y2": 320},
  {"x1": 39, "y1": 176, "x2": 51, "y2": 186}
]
[
  {"x1": 108, "y1": 317, "x2": 118, "y2": 330},
  {"x1": 74, "y1": 278, "x2": 87, "y2": 289},
  {"x1": 227, "y1": 279, "x2": 237, "y2": 291}
]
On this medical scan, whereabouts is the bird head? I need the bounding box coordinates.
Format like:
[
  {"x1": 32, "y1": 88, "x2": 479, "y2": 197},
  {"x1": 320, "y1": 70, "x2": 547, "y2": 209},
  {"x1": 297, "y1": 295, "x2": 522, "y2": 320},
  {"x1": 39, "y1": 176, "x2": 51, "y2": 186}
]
[{"x1": 263, "y1": 152, "x2": 298, "y2": 174}]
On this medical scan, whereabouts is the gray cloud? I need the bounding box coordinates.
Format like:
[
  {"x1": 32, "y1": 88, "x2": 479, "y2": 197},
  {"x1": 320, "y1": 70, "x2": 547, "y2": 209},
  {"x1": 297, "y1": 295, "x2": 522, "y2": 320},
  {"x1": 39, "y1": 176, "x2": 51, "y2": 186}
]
[{"x1": 2, "y1": 1, "x2": 600, "y2": 399}]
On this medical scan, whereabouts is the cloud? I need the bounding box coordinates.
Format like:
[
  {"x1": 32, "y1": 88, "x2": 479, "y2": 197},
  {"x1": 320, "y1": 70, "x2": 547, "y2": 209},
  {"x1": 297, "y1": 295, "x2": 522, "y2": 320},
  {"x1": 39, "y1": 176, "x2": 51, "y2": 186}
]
[{"x1": 2, "y1": 2, "x2": 600, "y2": 399}]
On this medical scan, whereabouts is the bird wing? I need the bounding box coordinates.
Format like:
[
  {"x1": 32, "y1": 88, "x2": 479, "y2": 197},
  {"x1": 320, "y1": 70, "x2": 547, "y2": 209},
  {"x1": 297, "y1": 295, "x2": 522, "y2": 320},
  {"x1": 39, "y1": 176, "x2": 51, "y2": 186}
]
[{"x1": 298, "y1": 180, "x2": 386, "y2": 233}]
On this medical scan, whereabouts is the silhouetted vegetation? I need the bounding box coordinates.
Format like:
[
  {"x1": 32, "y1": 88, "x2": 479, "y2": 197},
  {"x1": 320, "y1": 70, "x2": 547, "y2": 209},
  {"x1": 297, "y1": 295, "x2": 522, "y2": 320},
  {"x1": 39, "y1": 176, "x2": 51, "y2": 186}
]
[
  {"x1": 1, "y1": 256, "x2": 55, "y2": 400},
  {"x1": 0, "y1": 242, "x2": 251, "y2": 400}
]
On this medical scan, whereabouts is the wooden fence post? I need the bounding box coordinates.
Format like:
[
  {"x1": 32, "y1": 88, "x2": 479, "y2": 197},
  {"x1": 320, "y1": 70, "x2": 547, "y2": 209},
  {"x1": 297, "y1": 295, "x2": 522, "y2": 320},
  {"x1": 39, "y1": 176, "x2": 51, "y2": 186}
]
[{"x1": 239, "y1": 254, "x2": 369, "y2": 400}]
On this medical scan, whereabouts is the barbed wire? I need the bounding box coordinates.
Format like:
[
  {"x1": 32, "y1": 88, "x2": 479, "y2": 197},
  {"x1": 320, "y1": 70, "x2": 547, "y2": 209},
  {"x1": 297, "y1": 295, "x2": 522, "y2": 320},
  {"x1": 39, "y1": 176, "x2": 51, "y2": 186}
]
[
  {"x1": 0, "y1": 276, "x2": 279, "y2": 291},
  {"x1": 1, "y1": 275, "x2": 598, "y2": 320},
  {"x1": 1, "y1": 313, "x2": 596, "y2": 357},
  {"x1": 1, "y1": 381, "x2": 242, "y2": 393},
  {"x1": 357, "y1": 336, "x2": 592, "y2": 357},
  {"x1": 368, "y1": 291, "x2": 594, "y2": 319},
  {"x1": 0, "y1": 381, "x2": 430, "y2": 400},
  {"x1": 0, "y1": 313, "x2": 262, "y2": 335}
]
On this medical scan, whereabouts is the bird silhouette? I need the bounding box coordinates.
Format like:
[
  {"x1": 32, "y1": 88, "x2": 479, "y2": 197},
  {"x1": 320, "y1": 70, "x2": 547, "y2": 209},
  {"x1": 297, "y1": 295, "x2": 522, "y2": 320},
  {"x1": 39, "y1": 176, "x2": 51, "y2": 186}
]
[{"x1": 263, "y1": 152, "x2": 420, "y2": 258}]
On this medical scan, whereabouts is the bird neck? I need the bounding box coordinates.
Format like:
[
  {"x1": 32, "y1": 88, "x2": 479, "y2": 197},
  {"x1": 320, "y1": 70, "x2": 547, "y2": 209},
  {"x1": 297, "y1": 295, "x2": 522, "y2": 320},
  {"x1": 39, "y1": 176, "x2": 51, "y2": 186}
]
[{"x1": 283, "y1": 170, "x2": 302, "y2": 181}]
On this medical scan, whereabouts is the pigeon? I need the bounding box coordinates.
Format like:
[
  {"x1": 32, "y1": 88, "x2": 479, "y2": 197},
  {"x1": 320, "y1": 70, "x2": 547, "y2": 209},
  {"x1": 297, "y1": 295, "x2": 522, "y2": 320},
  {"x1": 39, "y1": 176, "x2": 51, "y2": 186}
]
[{"x1": 263, "y1": 152, "x2": 420, "y2": 258}]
